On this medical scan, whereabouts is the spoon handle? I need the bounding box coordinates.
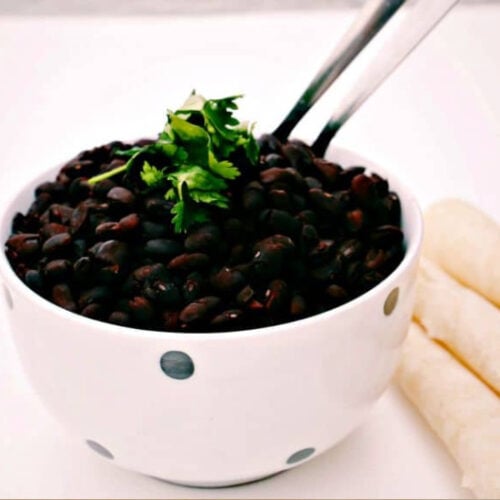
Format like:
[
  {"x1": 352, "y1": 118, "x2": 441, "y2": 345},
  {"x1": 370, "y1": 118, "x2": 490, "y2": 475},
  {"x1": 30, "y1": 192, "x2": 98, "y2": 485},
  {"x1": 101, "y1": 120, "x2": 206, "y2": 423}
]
[
  {"x1": 312, "y1": 0, "x2": 460, "y2": 156},
  {"x1": 273, "y1": 0, "x2": 406, "y2": 142}
]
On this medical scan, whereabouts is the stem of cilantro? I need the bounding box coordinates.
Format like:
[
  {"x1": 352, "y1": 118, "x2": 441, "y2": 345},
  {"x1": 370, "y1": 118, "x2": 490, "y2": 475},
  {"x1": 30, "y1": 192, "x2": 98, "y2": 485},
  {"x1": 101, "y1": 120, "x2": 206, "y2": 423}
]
[{"x1": 87, "y1": 165, "x2": 127, "y2": 185}]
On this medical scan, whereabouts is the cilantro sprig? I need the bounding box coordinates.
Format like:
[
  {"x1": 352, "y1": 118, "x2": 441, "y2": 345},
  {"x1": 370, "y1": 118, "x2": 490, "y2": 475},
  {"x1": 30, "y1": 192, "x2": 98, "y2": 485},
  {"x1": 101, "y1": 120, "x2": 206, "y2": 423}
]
[{"x1": 88, "y1": 92, "x2": 258, "y2": 233}]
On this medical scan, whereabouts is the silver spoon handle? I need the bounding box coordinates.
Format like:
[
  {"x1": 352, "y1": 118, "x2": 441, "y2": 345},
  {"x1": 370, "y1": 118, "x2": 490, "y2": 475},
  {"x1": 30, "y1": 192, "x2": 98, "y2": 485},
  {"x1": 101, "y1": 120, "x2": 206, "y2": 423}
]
[
  {"x1": 312, "y1": 0, "x2": 460, "y2": 156},
  {"x1": 273, "y1": 0, "x2": 406, "y2": 141}
]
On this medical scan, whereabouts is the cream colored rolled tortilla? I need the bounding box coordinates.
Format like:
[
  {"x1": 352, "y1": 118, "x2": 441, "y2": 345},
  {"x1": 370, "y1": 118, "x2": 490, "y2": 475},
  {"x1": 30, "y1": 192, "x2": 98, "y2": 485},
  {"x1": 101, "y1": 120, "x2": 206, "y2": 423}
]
[
  {"x1": 396, "y1": 323, "x2": 500, "y2": 499},
  {"x1": 423, "y1": 199, "x2": 500, "y2": 307},
  {"x1": 414, "y1": 258, "x2": 500, "y2": 394}
]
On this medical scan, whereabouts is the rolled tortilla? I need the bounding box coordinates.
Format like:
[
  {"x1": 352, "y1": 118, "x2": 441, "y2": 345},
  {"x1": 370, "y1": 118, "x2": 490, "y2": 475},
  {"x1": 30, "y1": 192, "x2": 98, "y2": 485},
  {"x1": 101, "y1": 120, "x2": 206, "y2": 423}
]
[
  {"x1": 423, "y1": 199, "x2": 500, "y2": 307},
  {"x1": 414, "y1": 258, "x2": 500, "y2": 394},
  {"x1": 396, "y1": 323, "x2": 500, "y2": 499}
]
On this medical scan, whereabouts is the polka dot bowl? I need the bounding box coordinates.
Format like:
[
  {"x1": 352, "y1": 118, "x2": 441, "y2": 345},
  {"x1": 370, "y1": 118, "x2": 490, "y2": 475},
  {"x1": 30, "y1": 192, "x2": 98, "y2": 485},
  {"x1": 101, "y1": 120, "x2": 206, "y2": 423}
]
[{"x1": 0, "y1": 147, "x2": 422, "y2": 487}]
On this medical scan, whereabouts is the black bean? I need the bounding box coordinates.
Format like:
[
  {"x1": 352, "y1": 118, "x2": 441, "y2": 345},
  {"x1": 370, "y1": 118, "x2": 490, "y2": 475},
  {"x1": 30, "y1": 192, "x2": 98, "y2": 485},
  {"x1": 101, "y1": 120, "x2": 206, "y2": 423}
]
[
  {"x1": 145, "y1": 239, "x2": 183, "y2": 259},
  {"x1": 42, "y1": 204, "x2": 74, "y2": 225},
  {"x1": 81, "y1": 303, "x2": 107, "y2": 320},
  {"x1": 42, "y1": 232, "x2": 72, "y2": 256},
  {"x1": 107, "y1": 187, "x2": 136, "y2": 210},
  {"x1": 227, "y1": 243, "x2": 246, "y2": 265},
  {"x1": 223, "y1": 218, "x2": 245, "y2": 244},
  {"x1": 357, "y1": 270, "x2": 385, "y2": 292},
  {"x1": 295, "y1": 209, "x2": 317, "y2": 226},
  {"x1": 304, "y1": 176, "x2": 322, "y2": 189},
  {"x1": 128, "y1": 296, "x2": 154, "y2": 324},
  {"x1": 25, "y1": 269, "x2": 44, "y2": 293},
  {"x1": 141, "y1": 220, "x2": 169, "y2": 239},
  {"x1": 385, "y1": 192, "x2": 401, "y2": 225},
  {"x1": 132, "y1": 264, "x2": 168, "y2": 283},
  {"x1": 260, "y1": 167, "x2": 305, "y2": 190},
  {"x1": 325, "y1": 284, "x2": 349, "y2": 305},
  {"x1": 338, "y1": 166, "x2": 366, "y2": 189},
  {"x1": 28, "y1": 193, "x2": 53, "y2": 216},
  {"x1": 68, "y1": 177, "x2": 91, "y2": 203},
  {"x1": 108, "y1": 311, "x2": 131, "y2": 326},
  {"x1": 308, "y1": 239, "x2": 336, "y2": 266},
  {"x1": 282, "y1": 143, "x2": 313, "y2": 171},
  {"x1": 144, "y1": 197, "x2": 172, "y2": 219},
  {"x1": 337, "y1": 239, "x2": 364, "y2": 261},
  {"x1": 93, "y1": 179, "x2": 117, "y2": 199},
  {"x1": 236, "y1": 285, "x2": 255, "y2": 305},
  {"x1": 182, "y1": 272, "x2": 204, "y2": 302},
  {"x1": 345, "y1": 209, "x2": 364, "y2": 233},
  {"x1": 369, "y1": 225, "x2": 404, "y2": 249},
  {"x1": 251, "y1": 234, "x2": 295, "y2": 279},
  {"x1": 242, "y1": 185, "x2": 266, "y2": 212},
  {"x1": 300, "y1": 224, "x2": 319, "y2": 252},
  {"x1": 40, "y1": 223, "x2": 68, "y2": 239},
  {"x1": 118, "y1": 213, "x2": 140, "y2": 233},
  {"x1": 264, "y1": 153, "x2": 286, "y2": 167},
  {"x1": 73, "y1": 256, "x2": 94, "y2": 283},
  {"x1": 259, "y1": 209, "x2": 301, "y2": 239},
  {"x1": 313, "y1": 158, "x2": 341, "y2": 185},
  {"x1": 6, "y1": 234, "x2": 40, "y2": 259},
  {"x1": 51, "y1": 284, "x2": 77, "y2": 312},
  {"x1": 35, "y1": 181, "x2": 66, "y2": 200},
  {"x1": 79, "y1": 286, "x2": 113, "y2": 307},
  {"x1": 268, "y1": 189, "x2": 293, "y2": 212},
  {"x1": 60, "y1": 159, "x2": 96, "y2": 179},
  {"x1": 254, "y1": 234, "x2": 295, "y2": 255},
  {"x1": 371, "y1": 173, "x2": 389, "y2": 197},
  {"x1": 91, "y1": 240, "x2": 129, "y2": 265},
  {"x1": 310, "y1": 260, "x2": 342, "y2": 284},
  {"x1": 210, "y1": 309, "x2": 243, "y2": 328},
  {"x1": 12, "y1": 212, "x2": 39, "y2": 233},
  {"x1": 210, "y1": 267, "x2": 245, "y2": 293},
  {"x1": 70, "y1": 203, "x2": 89, "y2": 234},
  {"x1": 257, "y1": 133, "x2": 282, "y2": 155},
  {"x1": 144, "y1": 280, "x2": 181, "y2": 307},
  {"x1": 184, "y1": 224, "x2": 221, "y2": 253},
  {"x1": 179, "y1": 296, "x2": 220, "y2": 324},
  {"x1": 351, "y1": 174, "x2": 375, "y2": 204},
  {"x1": 364, "y1": 248, "x2": 388, "y2": 270},
  {"x1": 95, "y1": 222, "x2": 122, "y2": 239},
  {"x1": 345, "y1": 261, "x2": 364, "y2": 288},
  {"x1": 290, "y1": 294, "x2": 306, "y2": 317},
  {"x1": 168, "y1": 253, "x2": 210, "y2": 272},
  {"x1": 162, "y1": 310, "x2": 180, "y2": 330},
  {"x1": 265, "y1": 279, "x2": 289, "y2": 313},
  {"x1": 44, "y1": 259, "x2": 72, "y2": 282},
  {"x1": 308, "y1": 189, "x2": 346, "y2": 216}
]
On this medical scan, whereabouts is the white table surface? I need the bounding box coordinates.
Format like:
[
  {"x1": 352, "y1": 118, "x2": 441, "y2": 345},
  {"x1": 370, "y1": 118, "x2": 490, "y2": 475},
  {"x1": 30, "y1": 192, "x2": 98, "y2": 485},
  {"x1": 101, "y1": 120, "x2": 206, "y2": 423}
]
[{"x1": 0, "y1": 5, "x2": 499, "y2": 499}]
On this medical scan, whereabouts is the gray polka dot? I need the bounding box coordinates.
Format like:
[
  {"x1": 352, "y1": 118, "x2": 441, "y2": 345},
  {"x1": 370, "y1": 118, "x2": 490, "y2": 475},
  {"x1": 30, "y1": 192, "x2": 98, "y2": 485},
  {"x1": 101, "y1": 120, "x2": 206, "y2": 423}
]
[
  {"x1": 286, "y1": 447, "x2": 315, "y2": 464},
  {"x1": 160, "y1": 351, "x2": 194, "y2": 380},
  {"x1": 86, "y1": 440, "x2": 114, "y2": 459},
  {"x1": 3, "y1": 285, "x2": 13, "y2": 310},
  {"x1": 384, "y1": 287, "x2": 399, "y2": 316}
]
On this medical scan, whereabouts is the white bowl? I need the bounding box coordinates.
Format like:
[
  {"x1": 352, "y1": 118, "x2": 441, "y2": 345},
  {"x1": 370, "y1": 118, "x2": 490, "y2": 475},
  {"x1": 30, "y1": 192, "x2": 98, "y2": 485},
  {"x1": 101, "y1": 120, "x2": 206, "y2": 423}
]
[{"x1": 0, "y1": 146, "x2": 422, "y2": 487}]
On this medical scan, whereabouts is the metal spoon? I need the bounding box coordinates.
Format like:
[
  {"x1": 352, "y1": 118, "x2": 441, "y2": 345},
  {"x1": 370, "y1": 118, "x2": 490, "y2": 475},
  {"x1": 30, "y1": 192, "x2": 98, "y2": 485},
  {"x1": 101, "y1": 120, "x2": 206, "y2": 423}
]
[
  {"x1": 273, "y1": 0, "x2": 406, "y2": 142},
  {"x1": 311, "y1": 0, "x2": 460, "y2": 156}
]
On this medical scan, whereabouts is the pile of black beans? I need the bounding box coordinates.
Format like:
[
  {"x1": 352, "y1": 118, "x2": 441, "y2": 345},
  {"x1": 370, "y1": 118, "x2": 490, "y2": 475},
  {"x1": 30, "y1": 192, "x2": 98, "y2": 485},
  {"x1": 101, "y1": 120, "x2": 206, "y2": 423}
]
[{"x1": 5, "y1": 134, "x2": 404, "y2": 332}]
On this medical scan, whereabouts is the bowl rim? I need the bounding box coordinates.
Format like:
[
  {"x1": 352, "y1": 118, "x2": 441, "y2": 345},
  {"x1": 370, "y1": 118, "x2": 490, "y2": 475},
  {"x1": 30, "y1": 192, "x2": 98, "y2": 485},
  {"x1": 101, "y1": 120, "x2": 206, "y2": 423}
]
[{"x1": 0, "y1": 145, "x2": 423, "y2": 342}]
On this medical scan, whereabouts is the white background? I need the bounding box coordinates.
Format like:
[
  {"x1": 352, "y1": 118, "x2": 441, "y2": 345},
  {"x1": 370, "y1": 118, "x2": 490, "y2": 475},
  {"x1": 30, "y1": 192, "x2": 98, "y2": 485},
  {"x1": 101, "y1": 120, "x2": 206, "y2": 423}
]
[{"x1": 0, "y1": 4, "x2": 499, "y2": 498}]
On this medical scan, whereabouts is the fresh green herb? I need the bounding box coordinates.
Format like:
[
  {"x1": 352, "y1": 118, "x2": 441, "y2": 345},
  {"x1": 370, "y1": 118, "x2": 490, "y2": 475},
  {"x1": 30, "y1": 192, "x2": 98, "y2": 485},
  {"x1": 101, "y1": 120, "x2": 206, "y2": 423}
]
[{"x1": 88, "y1": 91, "x2": 257, "y2": 232}]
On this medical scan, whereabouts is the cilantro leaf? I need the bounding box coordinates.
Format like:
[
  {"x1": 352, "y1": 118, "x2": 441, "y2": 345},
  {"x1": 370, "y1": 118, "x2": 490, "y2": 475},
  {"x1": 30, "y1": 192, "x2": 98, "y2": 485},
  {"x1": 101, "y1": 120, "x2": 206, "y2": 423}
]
[
  {"x1": 88, "y1": 90, "x2": 258, "y2": 232},
  {"x1": 140, "y1": 161, "x2": 166, "y2": 188},
  {"x1": 170, "y1": 183, "x2": 211, "y2": 233},
  {"x1": 167, "y1": 165, "x2": 227, "y2": 195},
  {"x1": 189, "y1": 190, "x2": 229, "y2": 208},
  {"x1": 208, "y1": 152, "x2": 240, "y2": 180}
]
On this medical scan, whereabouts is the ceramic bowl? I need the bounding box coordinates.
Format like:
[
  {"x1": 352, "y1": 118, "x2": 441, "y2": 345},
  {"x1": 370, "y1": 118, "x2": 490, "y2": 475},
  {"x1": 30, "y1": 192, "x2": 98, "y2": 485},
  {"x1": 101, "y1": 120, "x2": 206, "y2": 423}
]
[{"x1": 0, "y1": 146, "x2": 422, "y2": 487}]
